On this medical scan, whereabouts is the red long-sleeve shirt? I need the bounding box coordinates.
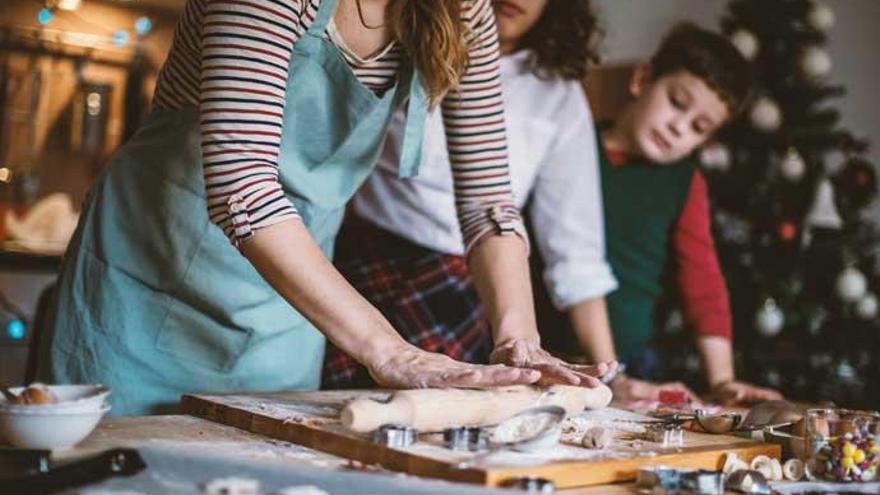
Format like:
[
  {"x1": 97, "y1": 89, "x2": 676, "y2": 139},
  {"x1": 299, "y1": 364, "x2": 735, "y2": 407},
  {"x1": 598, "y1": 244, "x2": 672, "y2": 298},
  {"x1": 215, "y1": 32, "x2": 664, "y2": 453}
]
[{"x1": 674, "y1": 172, "x2": 732, "y2": 339}]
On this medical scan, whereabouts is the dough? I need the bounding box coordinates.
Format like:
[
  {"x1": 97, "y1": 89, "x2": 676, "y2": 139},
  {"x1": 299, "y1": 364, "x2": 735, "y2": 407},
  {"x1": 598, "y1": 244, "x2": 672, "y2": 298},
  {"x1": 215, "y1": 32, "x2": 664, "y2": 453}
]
[{"x1": 581, "y1": 427, "x2": 613, "y2": 449}]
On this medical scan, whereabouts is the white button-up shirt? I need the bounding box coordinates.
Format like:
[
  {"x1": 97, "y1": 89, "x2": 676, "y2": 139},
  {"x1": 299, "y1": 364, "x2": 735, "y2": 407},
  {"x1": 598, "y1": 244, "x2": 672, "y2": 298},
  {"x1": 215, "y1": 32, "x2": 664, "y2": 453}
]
[{"x1": 353, "y1": 51, "x2": 618, "y2": 310}]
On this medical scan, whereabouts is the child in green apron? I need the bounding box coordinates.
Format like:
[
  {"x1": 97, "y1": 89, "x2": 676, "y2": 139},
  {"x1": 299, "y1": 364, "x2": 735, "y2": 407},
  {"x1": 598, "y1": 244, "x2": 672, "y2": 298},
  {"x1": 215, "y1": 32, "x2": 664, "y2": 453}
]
[
  {"x1": 39, "y1": 0, "x2": 607, "y2": 416},
  {"x1": 539, "y1": 23, "x2": 782, "y2": 405}
]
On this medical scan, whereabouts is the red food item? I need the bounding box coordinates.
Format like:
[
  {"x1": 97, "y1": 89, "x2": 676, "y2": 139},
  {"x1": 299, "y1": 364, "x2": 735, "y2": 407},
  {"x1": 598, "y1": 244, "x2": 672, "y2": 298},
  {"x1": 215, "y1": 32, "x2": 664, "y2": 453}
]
[{"x1": 659, "y1": 389, "x2": 689, "y2": 406}]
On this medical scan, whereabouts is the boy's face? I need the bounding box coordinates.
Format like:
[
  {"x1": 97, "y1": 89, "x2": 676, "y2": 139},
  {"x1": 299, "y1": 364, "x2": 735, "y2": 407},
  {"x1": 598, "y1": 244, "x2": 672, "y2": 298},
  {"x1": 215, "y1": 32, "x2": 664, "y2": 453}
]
[
  {"x1": 625, "y1": 68, "x2": 730, "y2": 164},
  {"x1": 492, "y1": 0, "x2": 549, "y2": 47}
]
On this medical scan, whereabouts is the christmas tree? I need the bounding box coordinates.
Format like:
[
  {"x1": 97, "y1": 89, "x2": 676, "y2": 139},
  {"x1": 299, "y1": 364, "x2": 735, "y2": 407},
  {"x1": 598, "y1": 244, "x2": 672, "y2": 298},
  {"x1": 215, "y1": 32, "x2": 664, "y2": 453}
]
[{"x1": 658, "y1": 0, "x2": 879, "y2": 409}]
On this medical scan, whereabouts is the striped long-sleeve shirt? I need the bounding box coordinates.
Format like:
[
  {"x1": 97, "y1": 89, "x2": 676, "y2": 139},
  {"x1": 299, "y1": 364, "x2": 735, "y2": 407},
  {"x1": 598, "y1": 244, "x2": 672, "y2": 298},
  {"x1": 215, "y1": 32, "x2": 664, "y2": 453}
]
[{"x1": 152, "y1": 0, "x2": 526, "y2": 252}]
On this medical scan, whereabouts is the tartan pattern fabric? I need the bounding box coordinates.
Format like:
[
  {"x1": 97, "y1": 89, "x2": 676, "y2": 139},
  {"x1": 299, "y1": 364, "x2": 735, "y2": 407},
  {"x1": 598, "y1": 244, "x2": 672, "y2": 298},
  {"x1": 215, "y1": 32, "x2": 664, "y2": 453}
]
[{"x1": 322, "y1": 215, "x2": 493, "y2": 389}]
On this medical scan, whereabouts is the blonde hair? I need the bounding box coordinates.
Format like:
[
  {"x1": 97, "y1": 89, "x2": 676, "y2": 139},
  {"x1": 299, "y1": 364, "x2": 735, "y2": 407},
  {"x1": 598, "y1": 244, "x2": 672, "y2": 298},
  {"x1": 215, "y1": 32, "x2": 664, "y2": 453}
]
[{"x1": 388, "y1": 0, "x2": 469, "y2": 108}]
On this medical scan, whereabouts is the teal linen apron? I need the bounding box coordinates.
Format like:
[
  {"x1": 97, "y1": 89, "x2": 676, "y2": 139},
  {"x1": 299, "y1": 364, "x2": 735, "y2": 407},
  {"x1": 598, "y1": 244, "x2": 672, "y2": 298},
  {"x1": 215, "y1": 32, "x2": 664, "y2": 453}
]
[{"x1": 40, "y1": 0, "x2": 427, "y2": 415}]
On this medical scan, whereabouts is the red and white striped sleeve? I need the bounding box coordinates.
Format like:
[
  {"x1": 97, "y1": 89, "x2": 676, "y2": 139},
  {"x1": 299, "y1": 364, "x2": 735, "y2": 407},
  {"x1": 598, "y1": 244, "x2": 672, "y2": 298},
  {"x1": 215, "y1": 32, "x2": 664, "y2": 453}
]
[
  {"x1": 198, "y1": 0, "x2": 306, "y2": 245},
  {"x1": 443, "y1": 0, "x2": 528, "y2": 255}
]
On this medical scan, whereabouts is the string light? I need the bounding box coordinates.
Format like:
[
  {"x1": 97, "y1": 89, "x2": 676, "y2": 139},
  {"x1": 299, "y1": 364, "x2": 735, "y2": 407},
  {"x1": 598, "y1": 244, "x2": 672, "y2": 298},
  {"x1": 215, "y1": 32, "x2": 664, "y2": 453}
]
[
  {"x1": 38, "y1": 7, "x2": 54, "y2": 25},
  {"x1": 134, "y1": 16, "x2": 153, "y2": 36},
  {"x1": 112, "y1": 30, "x2": 130, "y2": 46},
  {"x1": 6, "y1": 320, "x2": 26, "y2": 341}
]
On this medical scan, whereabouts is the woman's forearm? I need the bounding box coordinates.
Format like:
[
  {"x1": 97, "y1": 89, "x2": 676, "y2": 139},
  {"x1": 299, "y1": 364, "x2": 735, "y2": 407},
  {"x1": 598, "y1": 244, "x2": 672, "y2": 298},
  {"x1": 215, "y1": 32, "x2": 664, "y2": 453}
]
[
  {"x1": 467, "y1": 235, "x2": 538, "y2": 345},
  {"x1": 567, "y1": 297, "x2": 618, "y2": 363},
  {"x1": 241, "y1": 219, "x2": 406, "y2": 367}
]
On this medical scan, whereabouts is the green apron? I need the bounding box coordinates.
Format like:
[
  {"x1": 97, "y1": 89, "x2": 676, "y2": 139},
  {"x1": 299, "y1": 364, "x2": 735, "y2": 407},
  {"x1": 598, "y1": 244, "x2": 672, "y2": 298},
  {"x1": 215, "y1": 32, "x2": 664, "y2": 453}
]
[
  {"x1": 40, "y1": 0, "x2": 427, "y2": 415},
  {"x1": 598, "y1": 123, "x2": 696, "y2": 362}
]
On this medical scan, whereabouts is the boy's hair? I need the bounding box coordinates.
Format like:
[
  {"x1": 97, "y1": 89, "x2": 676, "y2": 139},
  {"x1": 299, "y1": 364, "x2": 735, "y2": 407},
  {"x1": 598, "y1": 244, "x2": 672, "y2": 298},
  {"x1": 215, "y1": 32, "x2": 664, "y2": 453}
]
[
  {"x1": 518, "y1": 0, "x2": 602, "y2": 81},
  {"x1": 650, "y1": 22, "x2": 753, "y2": 118}
]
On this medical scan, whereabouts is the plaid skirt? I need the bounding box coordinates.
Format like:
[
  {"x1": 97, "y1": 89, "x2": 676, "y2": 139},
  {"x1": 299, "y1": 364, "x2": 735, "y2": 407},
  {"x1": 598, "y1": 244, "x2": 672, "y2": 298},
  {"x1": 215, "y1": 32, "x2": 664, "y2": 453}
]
[{"x1": 321, "y1": 214, "x2": 493, "y2": 389}]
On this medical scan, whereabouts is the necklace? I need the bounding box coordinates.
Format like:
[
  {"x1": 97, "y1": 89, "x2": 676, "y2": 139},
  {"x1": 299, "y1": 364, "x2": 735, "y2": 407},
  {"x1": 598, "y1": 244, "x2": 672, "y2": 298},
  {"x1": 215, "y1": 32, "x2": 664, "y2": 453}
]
[{"x1": 355, "y1": 0, "x2": 385, "y2": 30}]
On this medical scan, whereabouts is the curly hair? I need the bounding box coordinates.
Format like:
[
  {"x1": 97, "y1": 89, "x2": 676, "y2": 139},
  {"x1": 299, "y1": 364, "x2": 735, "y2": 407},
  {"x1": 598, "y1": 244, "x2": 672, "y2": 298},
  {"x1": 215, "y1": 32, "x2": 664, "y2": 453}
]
[{"x1": 516, "y1": 0, "x2": 602, "y2": 81}]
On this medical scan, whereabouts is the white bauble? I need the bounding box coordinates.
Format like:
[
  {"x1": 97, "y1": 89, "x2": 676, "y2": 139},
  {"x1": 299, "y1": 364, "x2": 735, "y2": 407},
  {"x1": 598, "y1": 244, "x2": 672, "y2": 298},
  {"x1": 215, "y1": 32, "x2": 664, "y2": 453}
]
[
  {"x1": 779, "y1": 148, "x2": 806, "y2": 181},
  {"x1": 730, "y1": 29, "x2": 759, "y2": 60},
  {"x1": 801, "y1": 46, "x2": 832, "y2": 78},
  {"x1": 699, "y1": 142, "x2": 732, "y2": 172},
  {"x1": 837, "y1": 267, "x2": 868, "y2": 303},
  {"x1": 808, "y1": 2, "x2": 836, "y2": 31},
  {"x1": 755, "y1": 299, "x2": 785, "y2": 337},
  {"x1": 855, "y1": 293, "x2": 878, "y2": 320},
  {"x1": 750, "y1": 97, "x2": 782, "y2": 132}
]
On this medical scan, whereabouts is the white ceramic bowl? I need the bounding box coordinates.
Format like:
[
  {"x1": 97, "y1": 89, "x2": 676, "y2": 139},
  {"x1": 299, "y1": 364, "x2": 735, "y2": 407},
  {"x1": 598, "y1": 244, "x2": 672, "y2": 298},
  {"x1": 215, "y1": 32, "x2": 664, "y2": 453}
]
[
  {"x1": 0, "y1": 404, "x2": 110, "y2": 449},
  {"x1": 0, "y1": 384, "x2": 110, "y2": 413}
]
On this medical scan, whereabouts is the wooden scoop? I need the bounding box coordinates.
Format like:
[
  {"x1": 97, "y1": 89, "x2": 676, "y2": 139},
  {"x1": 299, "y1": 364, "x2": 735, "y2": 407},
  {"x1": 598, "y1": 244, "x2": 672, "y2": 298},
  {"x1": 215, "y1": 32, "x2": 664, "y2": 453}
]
[{"x1": 341, "y1": 384, "x2": 613, "y2": 433}]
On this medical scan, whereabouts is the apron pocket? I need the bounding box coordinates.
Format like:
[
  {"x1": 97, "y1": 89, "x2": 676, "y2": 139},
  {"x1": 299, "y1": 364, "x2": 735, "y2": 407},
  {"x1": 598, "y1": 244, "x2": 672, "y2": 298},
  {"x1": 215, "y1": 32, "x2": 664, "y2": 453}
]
[
  {"x1": 153, "y1": 218, "x2": 303, "y2": 372},
  {"x1": 155, "y1": 294, "x2": 254, "y2": 372}
]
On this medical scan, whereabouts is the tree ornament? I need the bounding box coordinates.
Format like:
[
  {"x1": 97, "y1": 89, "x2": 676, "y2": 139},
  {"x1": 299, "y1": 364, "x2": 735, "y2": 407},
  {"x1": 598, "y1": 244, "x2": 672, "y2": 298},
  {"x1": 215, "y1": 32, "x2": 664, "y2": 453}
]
[
  {"x1": 730, "y1": 29, "x2": 759, "y2": 60},
  {"x1": 801, "y1": 46, "x2": 832, "y2": 79},
  {"x1": 715, "y1": 211, "x2": 750, "y2": 244},
  {"x1": 807, "y1": 2, "x2": 836, "y2": 31},
  {"x1": 836, "y1": 267, "x2": 868, "y2": 303},
  {"x1": 750, "y1": 97, "x2": 782, "y2": 132},
  {"x1": 778, "y1": 221, "x2": 798, "y2": 243},
  {"x1": 699, "y1": 142, "x2": 732, "y2": 172},
  {"x1": 832, "y1": 156, "x2": 878, "y2": 211},
  {"x1": 855, "y1": 293, "x2": 878, "y2": 320},
  {"x1": 805, "y1": 178, "x2": 843, "y2": 229},
  {"x1": 779, "y1": 147, "x2": 806, "y2": 181},
  {"x1": 755, "y1": 298, "x2": 785, "y2": 337}
]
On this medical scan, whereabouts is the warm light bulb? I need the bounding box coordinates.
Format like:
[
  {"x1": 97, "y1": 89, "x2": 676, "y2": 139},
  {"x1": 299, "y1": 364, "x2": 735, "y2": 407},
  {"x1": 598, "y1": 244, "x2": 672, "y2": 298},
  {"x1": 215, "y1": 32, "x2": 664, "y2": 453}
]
[{"x1": 56, "y1": 0, "x2": 82, "y2": 10}]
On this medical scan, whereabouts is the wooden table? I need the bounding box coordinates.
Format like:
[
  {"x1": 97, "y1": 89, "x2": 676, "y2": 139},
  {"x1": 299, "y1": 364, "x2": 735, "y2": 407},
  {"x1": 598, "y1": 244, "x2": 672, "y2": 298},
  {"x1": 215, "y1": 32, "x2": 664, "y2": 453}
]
[{"x1": 67, "y1": 415, "x2": 635, "y2": 494}]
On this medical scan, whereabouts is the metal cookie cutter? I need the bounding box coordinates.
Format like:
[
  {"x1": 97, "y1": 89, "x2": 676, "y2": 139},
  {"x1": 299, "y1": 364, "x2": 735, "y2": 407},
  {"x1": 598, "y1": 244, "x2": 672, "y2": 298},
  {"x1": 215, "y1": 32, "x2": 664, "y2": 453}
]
[
  {"x1": 443, "y1": 426, "x2": 490, "y2": 452},
  {"x1": 645, "y1": 422, "x2": 684, "y2": 447},
  {"x1": 372, "y1": 424, "x2": 417, "y2": 448},
  {"x1": 637, "y1": 467, "x2": 723, "y2": 495},
  {"x1": 500, "y1": 476, "x2": 555, "y2": 494}
]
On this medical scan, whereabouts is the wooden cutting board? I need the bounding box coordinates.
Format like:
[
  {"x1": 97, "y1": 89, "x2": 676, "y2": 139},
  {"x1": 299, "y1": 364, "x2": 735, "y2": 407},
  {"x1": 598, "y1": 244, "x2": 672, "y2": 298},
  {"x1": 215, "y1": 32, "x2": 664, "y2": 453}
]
[{"x1": 182, "y1": 390, "x2": 780, "y2": 489}]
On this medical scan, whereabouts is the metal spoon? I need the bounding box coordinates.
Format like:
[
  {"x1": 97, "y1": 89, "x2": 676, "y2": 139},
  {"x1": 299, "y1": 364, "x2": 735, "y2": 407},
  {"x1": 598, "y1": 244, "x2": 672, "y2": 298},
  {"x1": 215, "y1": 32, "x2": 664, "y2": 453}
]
[{"x1": 0, "y1": 383, "x2": 21, "y2": 403}]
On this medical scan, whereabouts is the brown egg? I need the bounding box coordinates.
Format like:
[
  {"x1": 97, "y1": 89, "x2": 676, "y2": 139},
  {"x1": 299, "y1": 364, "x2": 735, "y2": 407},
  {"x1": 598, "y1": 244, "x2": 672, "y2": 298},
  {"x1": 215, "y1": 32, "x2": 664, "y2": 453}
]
[{"x1": 19, "y1": 385, "x2": 57, "y2": 405}]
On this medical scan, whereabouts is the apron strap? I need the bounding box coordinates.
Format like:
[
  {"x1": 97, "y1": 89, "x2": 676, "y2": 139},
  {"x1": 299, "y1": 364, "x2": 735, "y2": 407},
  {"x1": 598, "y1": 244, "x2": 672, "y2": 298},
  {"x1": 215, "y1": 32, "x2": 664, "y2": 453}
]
[
  {"x1": 397, "y1": 70, "x2": 427, "y2": 179},
  {"x1": 307, "y1": 0, "x2": 339, "y2": 38}
]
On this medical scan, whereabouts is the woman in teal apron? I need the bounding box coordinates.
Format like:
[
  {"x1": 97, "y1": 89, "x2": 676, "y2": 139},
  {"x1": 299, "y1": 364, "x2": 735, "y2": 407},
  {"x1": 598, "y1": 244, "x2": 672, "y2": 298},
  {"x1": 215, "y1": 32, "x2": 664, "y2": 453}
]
[{"x1": 39, "y1": 0, "x2": 606, "y2": 416}]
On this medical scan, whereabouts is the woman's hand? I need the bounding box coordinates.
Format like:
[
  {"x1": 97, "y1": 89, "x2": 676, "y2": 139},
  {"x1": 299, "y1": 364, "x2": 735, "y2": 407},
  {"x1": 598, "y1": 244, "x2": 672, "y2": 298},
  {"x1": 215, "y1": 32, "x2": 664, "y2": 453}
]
[
  {"x1": 489, "y1": 339, "x2": 616, "y2": 387},
  {"x1": 710, "y1": 380, "x2": 783, "y2": 406},
  {"x1": 367, "y1": 343, "x2": 542, "y2": 389},
  {"x1": 610, "y1": 374, "x2": 700, "y2": 403}
]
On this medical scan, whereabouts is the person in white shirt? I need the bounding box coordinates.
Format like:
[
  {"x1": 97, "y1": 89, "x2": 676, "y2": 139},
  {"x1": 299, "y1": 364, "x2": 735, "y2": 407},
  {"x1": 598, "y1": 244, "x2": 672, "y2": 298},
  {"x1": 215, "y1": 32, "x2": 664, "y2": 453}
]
[{"x1": 323, "y1": 0, "x2": 618, "y2": 389}]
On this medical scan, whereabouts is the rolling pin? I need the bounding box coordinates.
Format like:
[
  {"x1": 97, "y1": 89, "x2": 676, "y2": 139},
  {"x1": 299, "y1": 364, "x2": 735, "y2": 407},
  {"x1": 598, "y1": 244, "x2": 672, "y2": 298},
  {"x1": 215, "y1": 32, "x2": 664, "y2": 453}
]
[{"x1": 341, "y1": 384, "x2": 612, "y2": 433}]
